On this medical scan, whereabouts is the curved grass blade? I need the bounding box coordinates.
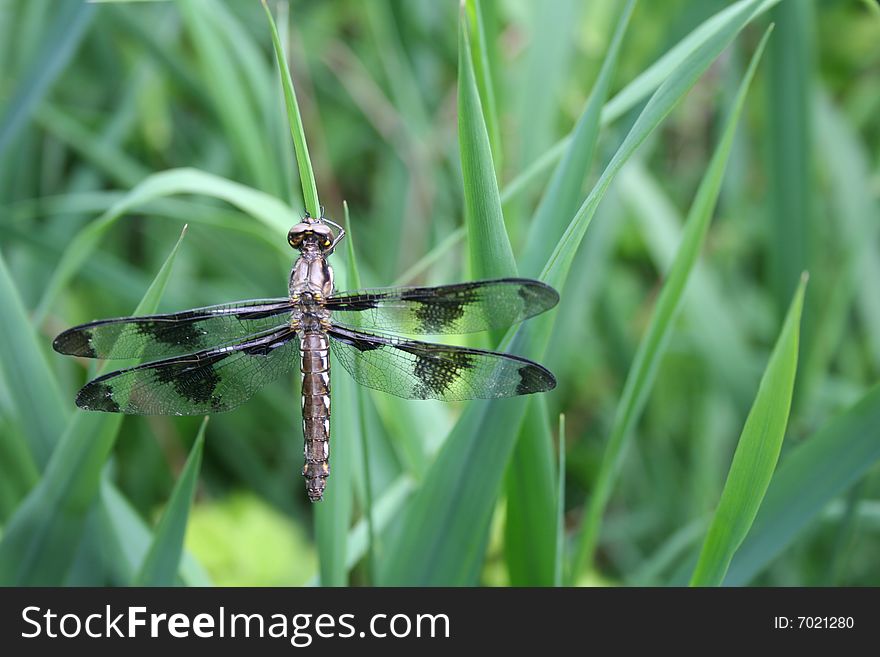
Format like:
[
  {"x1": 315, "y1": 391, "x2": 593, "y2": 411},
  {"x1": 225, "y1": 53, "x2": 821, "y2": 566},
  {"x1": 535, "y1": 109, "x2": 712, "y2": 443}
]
[
  {"x1": 134, "y1": 417, "x2": 207, "y2": 586},
  {"x1": 570, "y1": 27, "x2": 772, "y2": 582},
  {"x1": 378, "y1": 0, "x2": 767, "y2": 587},
  {"x1": 0, "y1": 0, "x2": 95, "y2": 158},
  {"x1": 723, "y1": 382, "x2": 880, "y2": 586},
  {"x1": 519, "y1": 0, "x2": 635, "y2": 278},
  {"x1": 458, "y1": 10, "x2": 516, "y2": 282},
  {"x1": 0, "y1": 227, "x2": 188, "y2": 585},
  {"x1": 262, "y1": 0, "x2": 320, "y2": 218},
  {"x1": 690, "y1": 275, "x2": 808, "y2": 587},
  {"x1": 35, "y1": 167, "x2": 297, "y2": 323}
]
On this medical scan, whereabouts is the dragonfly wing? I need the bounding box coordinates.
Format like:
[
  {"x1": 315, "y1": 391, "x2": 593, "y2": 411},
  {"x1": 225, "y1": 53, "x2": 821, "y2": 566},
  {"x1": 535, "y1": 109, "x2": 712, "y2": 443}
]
[
  {"x1": 328, "y1": 324, "x2": 555, "y2": 401},
  {"x1": 53, "y1": 298, "x2": 293, "y2": 360},
  {"x1": 75, "y1": 328, "x2": 299, "y2": 415},
  {"x1": 325, "y1": 278, "x2": 558, "y2": 334}
]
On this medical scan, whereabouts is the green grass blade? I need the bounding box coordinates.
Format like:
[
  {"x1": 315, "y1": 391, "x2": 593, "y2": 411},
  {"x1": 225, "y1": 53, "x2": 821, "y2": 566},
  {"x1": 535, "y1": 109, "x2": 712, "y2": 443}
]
[
  {"x1": 262, "y1": 0, "x2": 320, "y2": 218},
  {"x1": 342, "y1": 201, "x2": 376, "y2": 582},
  {"x1": 0, "y1": 0, "x2": 95, "y2": 158},
  {"x1": 724, "y1": 382, "x2": 880, "y2": 585},
  {"x1": 569, "y1": 27, "x2": 771, "y2": 582},
  {"x1": 464, "y1": 0, "x2": 502, "y2": 176},
  {"x1": 554, "y1": 414, "x2": 566, "y2": 587},
  {"x1": 0, "y1": 226, "x2": 188, "y2": 585},
  {"x1": 690, "y1": 275, "x2": 808, "y2": 587},
  {"x1": 504, "y1": 397, "x2": 555, "y2": 585},
  {"x1": 34, "y1": 167, "x2": 296, "y2": 323},
  {"x1": 0, "y1": 250, "x2": 68, "y2": 468},
  {"x1": 134, "y1": 417, "x2": 207, "y2": 586},
  {"x1": 519, "y1": 0, "x2": 635, "y2": 278},
  {"x1": 458, "y1": 10, "x2": 516, "y2": 282},
  {"x1": 765, "y1": 0, "x2": 813, "y2": 310}
]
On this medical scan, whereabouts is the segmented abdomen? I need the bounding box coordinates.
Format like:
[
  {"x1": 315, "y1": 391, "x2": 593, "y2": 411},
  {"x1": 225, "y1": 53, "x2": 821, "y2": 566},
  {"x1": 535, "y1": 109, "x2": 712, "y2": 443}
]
[{"x1": 300, "y1": 331, "x2": 330, "y2": 502}]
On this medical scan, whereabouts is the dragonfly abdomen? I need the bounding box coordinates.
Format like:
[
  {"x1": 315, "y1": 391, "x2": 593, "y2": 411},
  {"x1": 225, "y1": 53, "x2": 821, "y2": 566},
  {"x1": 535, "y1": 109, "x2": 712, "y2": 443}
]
[{"x1": 300, "y1": 331, "x2": 331, "y2": 502}]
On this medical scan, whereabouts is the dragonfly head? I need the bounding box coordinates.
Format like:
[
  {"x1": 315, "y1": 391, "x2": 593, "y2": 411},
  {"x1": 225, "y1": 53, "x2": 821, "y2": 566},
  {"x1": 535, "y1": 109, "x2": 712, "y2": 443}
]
[{"x1": 287, "y1": 221, "x2": 335, "y2": 253}]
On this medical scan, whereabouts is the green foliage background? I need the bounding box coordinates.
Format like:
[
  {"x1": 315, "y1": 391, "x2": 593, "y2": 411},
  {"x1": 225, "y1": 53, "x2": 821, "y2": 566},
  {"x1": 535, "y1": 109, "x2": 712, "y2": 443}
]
[{"x1": 0, "y1": 0, "x2": 878, "y2": 586}]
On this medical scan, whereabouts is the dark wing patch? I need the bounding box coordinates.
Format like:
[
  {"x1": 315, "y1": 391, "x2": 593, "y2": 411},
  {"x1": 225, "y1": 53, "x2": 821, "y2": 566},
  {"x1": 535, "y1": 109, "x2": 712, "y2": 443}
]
[
  {"x1": 75, "y1": 329, "x2": 299, "y2": 415},
  {"x1": 325, "y1": 278, "x2": 558, "y2": 335},
  {"x1": 53, "y1": 298, "x2": 293, "y2": 360},
  {"x1": 328, "y1": 325, "x2": 555, "y2": 401}
]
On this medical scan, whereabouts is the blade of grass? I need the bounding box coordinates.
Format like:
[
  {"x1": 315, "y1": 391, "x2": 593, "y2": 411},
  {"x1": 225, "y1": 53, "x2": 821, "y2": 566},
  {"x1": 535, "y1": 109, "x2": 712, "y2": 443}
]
[
  {"x1": 134, "y1": 417, "x2": 207, "y2": 586},
  {"x1": 723, "y1": 382, "x2": 880, "y2": 585},
  {"x1": 0, "y1": 0, "x2": 95, "y2": 158},
  {"x1": 519, "y1": 0, "x2": 635, "y2": 278},
  {"x1": 262, "y1": 0, "x2": 320, "y2": 218},
  {"x1": 378, "y1": 0, "x2": 768, "y2": 587},
  {"x1": 342, "y1": 201, "x2": 376, "y2": 582},
  {"x1": 0, "y1": 226, "x2": 188, "y2": 585},
  {"x1": 570, "y1": 27, "x2": 771, "y2": 582},
  {"x1": 464, "y1": 0, "x2": 502, "y2": 176},
  {"x1": 765, "y1": 0, "x2": 813, "y2": 309},
  {"x1": 690, "y1": 274, "x2": 807, "y2": 587},
  {"x1": 504, "y1": 396, "x2": 555, "y2": 585},
  {"x1": 34, "y1": 167, "x2": 297, "y2": 323},
  {"x1": 458, "y1": 10, "x2": 516, "y2": 282},
  {"x1": 554, "y1": 414, "x2": 566, "y2": 587}
]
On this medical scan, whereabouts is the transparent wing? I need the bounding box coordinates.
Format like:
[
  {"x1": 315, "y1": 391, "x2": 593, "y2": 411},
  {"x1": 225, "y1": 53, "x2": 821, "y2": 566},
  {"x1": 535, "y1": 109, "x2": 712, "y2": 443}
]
[
  {"x1": 53, "y1": 298, "x2": 293, "y2": 360},
  {"x1": 325, "y1": 278, "x2": 558, "y2": 334},
  {"x1": 75, "y1": 329, "x2": 299, "y2": 415},
  {"x1": 328, "y1": 324, "x2": 555, "y2": 401}
]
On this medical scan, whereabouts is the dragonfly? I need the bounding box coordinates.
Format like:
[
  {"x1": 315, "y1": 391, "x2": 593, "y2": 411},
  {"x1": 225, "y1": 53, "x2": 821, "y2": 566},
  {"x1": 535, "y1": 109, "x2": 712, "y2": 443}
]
[{"x1": 53, "y1": 212, "x2": 559, "y2": 501}]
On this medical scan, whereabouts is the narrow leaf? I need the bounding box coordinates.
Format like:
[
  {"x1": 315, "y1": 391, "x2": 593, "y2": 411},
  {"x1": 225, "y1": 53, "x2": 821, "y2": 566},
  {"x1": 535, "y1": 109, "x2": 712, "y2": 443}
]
[
  {"x1": 262, "y1": 0, "x2": 320, "y2": 218},
  {"x1": 570, "y1": 26, "x2": 772, "y2": 582},
  {"x1": 458, "y1": 10, "x2": 516, "y2": 281},
  {"x1": 134, "y1": 417, "x2": 207, "y2": 586},
  {"x1": 690, "y1": 274, "x2": 808, "y2": 587},
  {"x1": 724, "y1": 382, "x2": 880, "y2": 585}
]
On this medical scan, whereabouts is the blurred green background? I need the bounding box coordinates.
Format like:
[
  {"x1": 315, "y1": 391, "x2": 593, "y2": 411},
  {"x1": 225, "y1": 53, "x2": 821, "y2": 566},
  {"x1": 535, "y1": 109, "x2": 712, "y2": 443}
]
[{"x1": 0, "y1": 0, "x2": 879, "y2": 587}]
